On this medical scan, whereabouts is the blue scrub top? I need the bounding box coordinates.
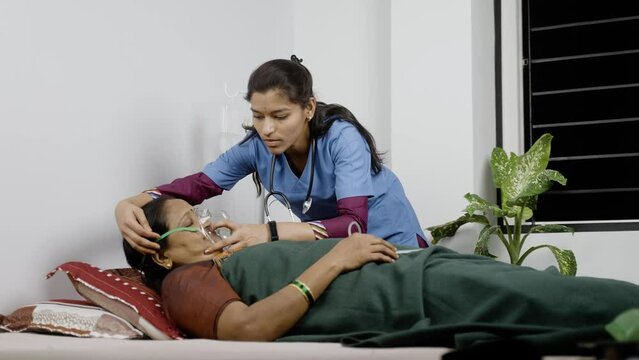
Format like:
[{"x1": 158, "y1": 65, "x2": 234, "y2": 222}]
[{"x1": 202, "y1": 120, "x2": 425, "y2": 247}]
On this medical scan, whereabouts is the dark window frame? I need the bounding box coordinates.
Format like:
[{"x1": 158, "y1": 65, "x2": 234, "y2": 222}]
[{"x1": 495, "y1": 0, "x2": 639, "y2": 232}]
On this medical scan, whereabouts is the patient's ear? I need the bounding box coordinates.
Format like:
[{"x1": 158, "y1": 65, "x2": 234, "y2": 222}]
[{"x1": 152, "y1": 252, "x2": 173, "y2": 270}]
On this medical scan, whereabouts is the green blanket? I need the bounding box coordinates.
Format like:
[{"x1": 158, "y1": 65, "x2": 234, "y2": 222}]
[{"x1": 220, "y1": 239, "x2": 639, "y2": 356}]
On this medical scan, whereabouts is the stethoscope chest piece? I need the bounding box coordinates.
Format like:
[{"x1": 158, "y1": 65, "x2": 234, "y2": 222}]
[{"x1": 302, "y1": 197, "x2": 312, "y2": 214}]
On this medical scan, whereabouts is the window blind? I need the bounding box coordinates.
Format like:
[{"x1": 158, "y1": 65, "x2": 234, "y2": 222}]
[{"x1": 522, "y1": 0, "x2": 639, "y2": 226}]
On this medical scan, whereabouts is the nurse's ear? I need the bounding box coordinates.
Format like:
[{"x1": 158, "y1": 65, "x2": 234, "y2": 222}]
[{"x1": 305, "y1": 97, "x2": 316, "y2": 120}]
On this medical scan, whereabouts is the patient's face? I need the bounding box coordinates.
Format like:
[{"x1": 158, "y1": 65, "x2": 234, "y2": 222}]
[{"x1": 161, "y1": 199, "x2": 223, "y2": 266}]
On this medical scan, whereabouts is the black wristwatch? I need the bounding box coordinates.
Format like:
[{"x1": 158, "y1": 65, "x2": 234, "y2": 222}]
[{"x1": 268, "y1": 221, "x2": 279, "y2": 242}]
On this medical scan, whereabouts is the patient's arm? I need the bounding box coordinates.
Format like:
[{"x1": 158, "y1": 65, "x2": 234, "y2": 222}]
[{"x1": 216, "y1": 234, "x2": 398, "y2": 341}]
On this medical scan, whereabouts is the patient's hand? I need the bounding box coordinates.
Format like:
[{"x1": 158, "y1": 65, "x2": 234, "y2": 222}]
[
  {"x1": 209, "y1": 220, "x2": 269, "y2": 254},
  {"x1": 327, "y1": 233, "x2": 399, "y2": 272}
]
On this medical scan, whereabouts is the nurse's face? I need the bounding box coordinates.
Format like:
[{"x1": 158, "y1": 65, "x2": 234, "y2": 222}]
[
  {"x1": 250, "y1": 89, "x2": 315, "y2": 156},
  {"x1": 153, "y1": 199, "x2": 224, "y2": 268}
]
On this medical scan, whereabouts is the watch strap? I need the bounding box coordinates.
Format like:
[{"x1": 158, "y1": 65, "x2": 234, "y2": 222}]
[{"x1": 268, "y1": 221, "x2": 279, "y2": 242}]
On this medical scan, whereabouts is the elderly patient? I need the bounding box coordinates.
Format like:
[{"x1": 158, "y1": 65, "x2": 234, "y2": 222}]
[{"x1": 123, "y1": 198, "x2": 639, "y2": 351}]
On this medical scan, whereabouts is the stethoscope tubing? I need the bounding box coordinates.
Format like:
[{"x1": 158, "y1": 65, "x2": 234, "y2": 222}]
[{"x1": 264, "y1": 138, "x2": 317, "y2": 222}]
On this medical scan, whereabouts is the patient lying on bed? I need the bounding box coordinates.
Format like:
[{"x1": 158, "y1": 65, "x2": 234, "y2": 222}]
[{"x1": 123, "y1": 197, "x2": 639, "y2": 352}]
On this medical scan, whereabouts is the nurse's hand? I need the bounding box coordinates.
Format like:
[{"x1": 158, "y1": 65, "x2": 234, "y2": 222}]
[
  {"x1": 327, "y1": 233, "x2": 399, "y2": 272},
  {"x1": 210, "y1": 220, "x2": 270, "y2": 254},
  {"x1": 115, "y1": 200, "x2": 160, "y2": 255}
]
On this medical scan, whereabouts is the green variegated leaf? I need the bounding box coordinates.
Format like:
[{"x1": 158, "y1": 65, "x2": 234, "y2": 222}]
[
  {"x1": 544, "y1": 169, "x2": 567, "y2": 186},
  {"x1": 546, "y1": 245, "x2": 577, "y2": 276},
  {"x1": 491, "y1": 147, "x2": 509, "y2": 188},
  {"x1": 467, "y1": 214, "x2": 490, "y2": 226},
  {"x1": 519, "y1": 225, "x2": 574, "y2": 255},
  {"x1": 503, "y1": 206, "x2": 518, "y2": 218},
  {"x1": 521, "y1": 206, "x2": 533, "y2": 221},
  {"x1": 500, "y1": 157, "x2": 520, "y2": 210},
  {"x1": 474, "y1": 225, "x2": 500, "y2": 258},
  {"x1": 507, "y1": 169, "x2": 567, "y2": 207},
  {"x1": 502, "y1": 205, "x2": 533, "y2": 220},
  {"x1": 464, "y1": 193, "x2": 505, "y2": 217},
  {"x1": 528, "y1": 224, "x2": 574, "y2": 234},
  {"x1": 501, "y1": 134, "x2": 552, "y2": 207},
  {"x1": 522, "y1": 196, "x2": 538, "y2": 212},
  {"x1": 426, "y1": 214, "x2": 489, "y2": 244},
  {"x1": 426, "y1": 215, "x2": 468, "y2": 244},
  {"x1": 519, "y1": 244, "x2": 577, "y2": 275},
  {"x1": 505, "y1": 196, "x2": 538, "y2": 214},
  {"x1": 507, "y1": 173, "x2": 549, "y2": 206}
]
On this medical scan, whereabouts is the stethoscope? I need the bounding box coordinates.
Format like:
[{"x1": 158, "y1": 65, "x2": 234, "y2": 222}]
[
  {"x1": 263, "y1": 138, "x2": 317, "y2": 222},
  {"x1": 261, "y1": 137, "x2": 364, "y2": 236}
]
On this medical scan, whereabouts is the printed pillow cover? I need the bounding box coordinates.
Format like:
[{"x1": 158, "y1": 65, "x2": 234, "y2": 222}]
[
  {"x1": 48, "y1": 261, "x2": 182, "y2": 339},
  {"x1": 0, "y1": 299, "x2": 144, "y2": 339}
]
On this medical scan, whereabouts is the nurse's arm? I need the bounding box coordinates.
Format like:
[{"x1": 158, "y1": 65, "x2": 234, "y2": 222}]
[
  {"x1": 211, "y1": 221, "x2": 316, "y2": 253},
  {"x1": 115, "y1": 192, "x2": 160, "y2": 254},
  {"x1": 273, "y1": 222, "x2": 317, "y2": 240}
]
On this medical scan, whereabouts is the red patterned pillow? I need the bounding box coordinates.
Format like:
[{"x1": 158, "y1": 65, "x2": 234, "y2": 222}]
[
  {"x1": 47, "y1": 261, "x2": 183, "y2": 339},
  {"x1": 0, "y1": 299, "x2": 144, "y2": 339}
]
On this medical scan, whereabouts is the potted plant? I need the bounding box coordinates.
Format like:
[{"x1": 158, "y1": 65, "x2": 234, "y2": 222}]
[{"x1": 426, "y1": 133, "x2": 577, "y2": 275}]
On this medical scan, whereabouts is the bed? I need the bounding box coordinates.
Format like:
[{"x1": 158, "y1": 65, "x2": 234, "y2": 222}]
[
  {"x1": 1, "y1": 261, "x2": 452, "y2": 359},
  {"x1": 1, "y1": 257, "x2": 632, "y2": 360},
  {"x1": 0, "y1": 333, "x2": 450, "y2": 360}
]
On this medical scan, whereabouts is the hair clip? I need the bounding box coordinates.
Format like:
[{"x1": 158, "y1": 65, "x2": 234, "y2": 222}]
[{"x1": 291, "y1": 54, "x2": 303, "y2": 64}]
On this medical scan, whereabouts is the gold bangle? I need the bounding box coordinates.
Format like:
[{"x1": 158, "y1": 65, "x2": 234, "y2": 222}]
[
  {"x1": 291, "y1": 280, "x2": 315, "y2": 306},
  {"x1": 288, "y1": 283, "x2": 310, "y2": 305}
]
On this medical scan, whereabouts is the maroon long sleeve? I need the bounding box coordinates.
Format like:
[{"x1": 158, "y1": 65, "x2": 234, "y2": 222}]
[
  {"x1": 316, "y1": 196, "x2": 368, "y2": 237},
  {"x1": 155, "y1": 172, "x2": 223, "y2": 205}
]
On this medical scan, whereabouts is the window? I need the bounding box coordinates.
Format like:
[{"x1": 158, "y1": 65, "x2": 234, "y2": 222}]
[{"x1": 520, "y1": 0, "x2": 639, "y2": 230}]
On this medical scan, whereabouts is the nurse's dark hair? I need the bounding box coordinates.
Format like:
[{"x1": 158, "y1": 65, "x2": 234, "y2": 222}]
[
  {"x1": 241, "y1": 55, "x2": 384, "y2": 195},
  {"x1": 122, "y1": 198, "x2": 172, "y2": 293}
]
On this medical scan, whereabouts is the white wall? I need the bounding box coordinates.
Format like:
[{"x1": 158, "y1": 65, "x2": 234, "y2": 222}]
[
  {"x1": 292, "y1": 0, "x2": 391, "y2": 160},
  {"x1": 391, "y1": 0, "x2": 480, "y2": 250},
  {"x1": 471, "y1": 0, "x2": 497, "y2": 204},
  {"x1": 0, "y1": 0, "x2": 293, "y2": 314}
]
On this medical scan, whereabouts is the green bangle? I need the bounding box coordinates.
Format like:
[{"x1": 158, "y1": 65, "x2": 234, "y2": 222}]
[
  {"x1": 291, "y1": 280, "x2": 315, "y2": 306},
  {"x1": 288, "y1": 284, "x2": 309, "y2": 305}
]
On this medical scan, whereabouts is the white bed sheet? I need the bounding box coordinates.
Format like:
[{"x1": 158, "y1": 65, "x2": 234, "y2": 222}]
[{"x1": 0, "y1": 333, "x2": 450, "y2": 360}]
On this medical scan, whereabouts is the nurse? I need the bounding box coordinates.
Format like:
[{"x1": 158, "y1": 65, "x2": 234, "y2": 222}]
[{"x1": 116, "y1": 55, "x2": 426, "y2": 255}]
